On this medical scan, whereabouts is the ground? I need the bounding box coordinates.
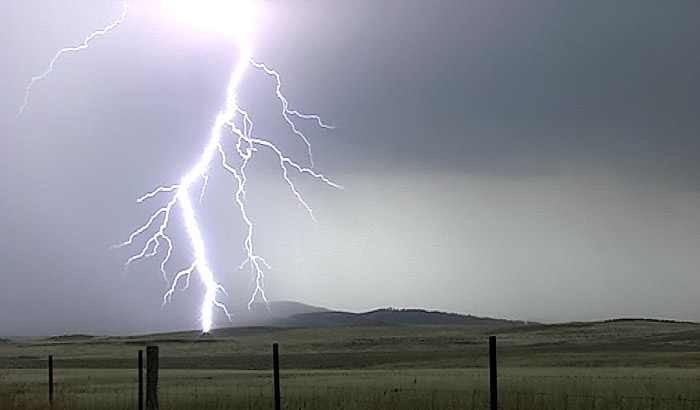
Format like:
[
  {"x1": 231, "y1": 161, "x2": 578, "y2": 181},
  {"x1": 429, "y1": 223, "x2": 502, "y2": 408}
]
[{"x1": 2, "y1": 320, "x2": 700, "y2": 409}]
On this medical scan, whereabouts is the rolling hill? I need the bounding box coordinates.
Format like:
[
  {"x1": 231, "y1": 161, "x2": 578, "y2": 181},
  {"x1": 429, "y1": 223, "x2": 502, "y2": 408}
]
[{"x1": 232, "y1": 301, "x2": 526, "y2": 327}]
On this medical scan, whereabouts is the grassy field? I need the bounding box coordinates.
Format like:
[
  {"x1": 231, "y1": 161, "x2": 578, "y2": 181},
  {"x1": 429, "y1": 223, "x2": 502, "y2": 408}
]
[{"x1": 2, "y1": 320, "x2": 700, "y2": 409}]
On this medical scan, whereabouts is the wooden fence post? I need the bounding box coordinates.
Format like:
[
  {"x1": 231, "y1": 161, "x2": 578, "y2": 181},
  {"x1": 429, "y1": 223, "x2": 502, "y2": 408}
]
[
  {"x1": 146, "y1": 345, "x2": 159, "y2": 410},
  {"x1": 273, "y1": 343, "x2": 281, "y2": 410},
  {"x1": 48, "y1": 355, "x2": 54, "y2": 406},
  {"x1": 138, "y1": 349, "x2": 144, "y2": 410},
  {"x1": 489, "y1": 336, "x2": 498, "y2": 410}
]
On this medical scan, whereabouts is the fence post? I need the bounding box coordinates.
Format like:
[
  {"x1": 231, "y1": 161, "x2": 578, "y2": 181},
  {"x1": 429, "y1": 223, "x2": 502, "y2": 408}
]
[
  {"x1": 273, "y1": 343, "x2": 281, "y2": 410},
  {"x1": 138, "y1": 349, "x2": 144, "y2": 410},
  {"x1": 48, "y1": 355, "x2": 54, "y2": 406},
  {"x1": 489, "y1": 336, "x2": 498, "y2": 410},
  {"x1": 146, "y1": 345, "x2": 159, "y2": 410}
]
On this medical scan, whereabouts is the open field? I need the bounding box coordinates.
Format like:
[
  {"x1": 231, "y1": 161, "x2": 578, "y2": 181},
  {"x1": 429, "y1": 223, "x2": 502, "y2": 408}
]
[{"x1": 2, "y1": 320, "x2": 700, "y2": 409}]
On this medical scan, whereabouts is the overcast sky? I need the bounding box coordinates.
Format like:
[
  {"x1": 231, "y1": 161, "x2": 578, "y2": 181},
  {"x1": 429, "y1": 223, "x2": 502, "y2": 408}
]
[{"x1": 1, "y1": 1, "x2": 699, "y2": 336}]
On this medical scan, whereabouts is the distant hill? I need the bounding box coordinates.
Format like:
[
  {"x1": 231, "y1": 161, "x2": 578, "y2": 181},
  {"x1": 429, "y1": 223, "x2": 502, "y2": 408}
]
[
  {"x1": 136, "y1": 303, "x2": 525, "y2": 340},
  {"x1": 45, "y1": 334, "x2": 96, "y2": 341},
  {"x1": 603, "y1": 317, "x2": 697, "y2": 325},
  {"x1": 226, "y1": 300, "x2": 332, "y2": 327},
  {"x1": 215, "y1": 301, "x2": 527, "y2": 327},
  {"x1": 267, "y1": 307, "x2": 526, "y2": 327}
]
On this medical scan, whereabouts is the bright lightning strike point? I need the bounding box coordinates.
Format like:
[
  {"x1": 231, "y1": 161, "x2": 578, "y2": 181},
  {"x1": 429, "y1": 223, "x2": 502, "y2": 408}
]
[{"x1": 21, "y1": 0, "x2": 341, "y2": 333}]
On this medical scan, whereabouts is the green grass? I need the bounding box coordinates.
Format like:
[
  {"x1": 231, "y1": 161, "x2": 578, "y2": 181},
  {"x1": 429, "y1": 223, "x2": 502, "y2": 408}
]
[{"x1": 2, "y1": 320, "x2": 700, "y2": 409}]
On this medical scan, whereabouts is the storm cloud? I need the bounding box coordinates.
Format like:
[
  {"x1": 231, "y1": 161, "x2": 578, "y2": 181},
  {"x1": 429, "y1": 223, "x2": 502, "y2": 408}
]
[{"x1": 1, "y1": 1, "x2": 699, "y2": 336}]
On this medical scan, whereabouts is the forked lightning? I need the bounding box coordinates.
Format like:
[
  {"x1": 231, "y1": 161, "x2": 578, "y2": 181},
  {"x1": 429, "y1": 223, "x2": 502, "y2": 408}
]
[{"x1": 20, "y1": 0, "x2": 339, "y2": 332}]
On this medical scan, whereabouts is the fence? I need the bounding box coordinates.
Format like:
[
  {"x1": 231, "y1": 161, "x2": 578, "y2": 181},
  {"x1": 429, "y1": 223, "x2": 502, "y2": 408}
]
[{"x1": 2, "y1": 337, "x2": 700, "y2": 410}]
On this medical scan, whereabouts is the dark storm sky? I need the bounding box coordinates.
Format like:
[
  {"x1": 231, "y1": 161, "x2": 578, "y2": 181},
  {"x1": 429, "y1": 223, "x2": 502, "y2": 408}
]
[{"x1": 1, "y1": 1, "x2": 699, "y2": 336}]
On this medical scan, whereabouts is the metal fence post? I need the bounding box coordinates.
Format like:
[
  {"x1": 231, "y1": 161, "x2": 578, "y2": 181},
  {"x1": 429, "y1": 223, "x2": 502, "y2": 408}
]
[
  {"x1": 48, "y1": 355, "x2": 54, "y2": 406},
  {"x1": 489, "y1": 336, "x2": 498, "y2": 410},
  {"x1": 273, "y1": 343, "x2": 281, "y2": 410},
  {"x1": 138, "y1": 349, "x2": 144, "y2": 410},
  {"x1": 146, "y1": 345, "x2": 159, "y2": 410}
]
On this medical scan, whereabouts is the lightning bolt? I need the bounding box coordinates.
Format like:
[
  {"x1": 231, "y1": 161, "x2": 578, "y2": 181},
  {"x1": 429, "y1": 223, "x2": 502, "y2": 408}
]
[{"x1": 21, "y1": 2, "x2": 341, "y2": 333}]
